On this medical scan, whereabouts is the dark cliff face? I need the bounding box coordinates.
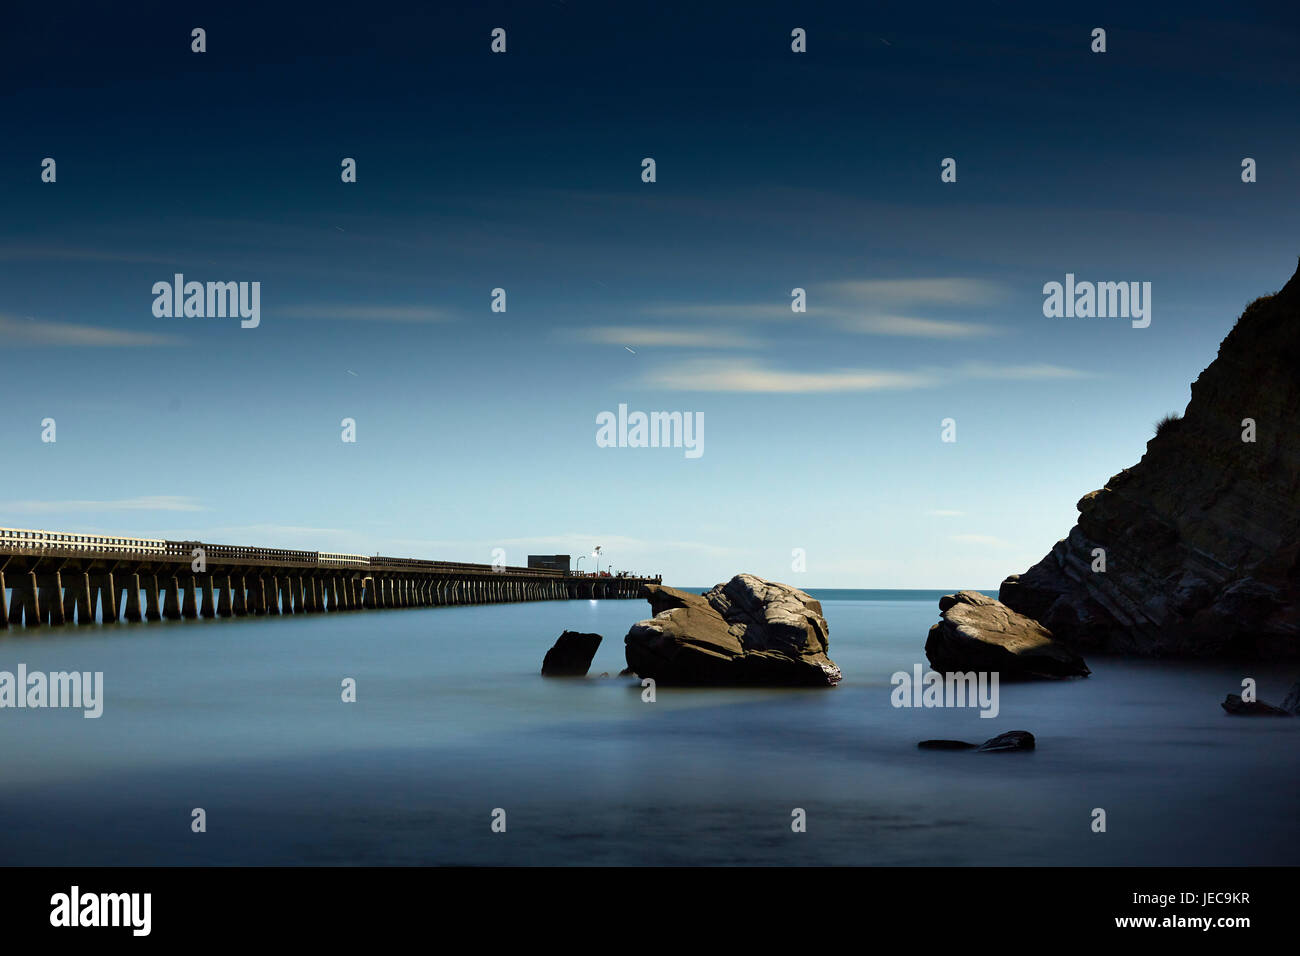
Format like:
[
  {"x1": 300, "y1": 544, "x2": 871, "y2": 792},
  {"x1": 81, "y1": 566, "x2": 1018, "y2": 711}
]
[{"x1": 1000, "y1": 259, "x2": 1300, "y2": 658}]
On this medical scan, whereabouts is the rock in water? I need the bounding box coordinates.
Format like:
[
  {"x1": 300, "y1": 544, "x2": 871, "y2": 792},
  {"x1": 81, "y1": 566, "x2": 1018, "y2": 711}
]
[
  {"x1": 918, "y1": 731, "x2": 1036, "y2": 752},
  {"x1": 541, "y1": 631, "x2": 602, "y2": 677},
  {"x1": 975, "y1": 730, "x2": 1035, "y2": 752},
  {"x1": 1221, "y1": 694, "x2": 1293, "y2": 716},
  {"x1": 925, "y1": 591, "x2": 1090, "y2": 679},
  {"x1": 917, "y1": 739, "x2": 978, "y2": 750},
  {"x1": 999, "y1": 260, "x2": 1300, "y2": 658},
  {"x1": 623, "y1": 575, "x2": 842, "y2": 686},
  {"x1": 1283, "y1": 680, "x2": 1300, "y2": 715}
]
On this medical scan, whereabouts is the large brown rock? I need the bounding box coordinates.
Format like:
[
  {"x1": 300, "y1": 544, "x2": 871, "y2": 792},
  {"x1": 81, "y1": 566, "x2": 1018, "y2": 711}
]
[
  {"x1": 925, "y1": 590, "x2": 1090, "y2": 679},
  {"x1": 1000, "y1": 260, "x2": 1300, "y2": 658},
  {"x1": 623, "y1": 575, "x2": 841, "y2": 686}
]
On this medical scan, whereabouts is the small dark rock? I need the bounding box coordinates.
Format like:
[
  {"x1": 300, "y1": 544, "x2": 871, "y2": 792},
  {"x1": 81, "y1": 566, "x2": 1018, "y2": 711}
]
[
  {"x1": 617, "y1": 667, "x2": 636, "y2": 677},
  {"x1": 541, "y1": 631, "x2": 602, "y2": 677},
  {"x1": 1221, "y1": 694, "x2": 1293, "y2": 716},
  {"x1": 918, "y1": 730, "x2": 1036, "y2": 752},
  {"x1": 976, "y1": 730, "x2": 1035, "y2": 752}
]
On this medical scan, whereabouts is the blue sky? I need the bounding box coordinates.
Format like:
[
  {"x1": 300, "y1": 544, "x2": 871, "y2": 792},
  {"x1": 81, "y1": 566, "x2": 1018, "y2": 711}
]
[{"x1": 1, "y1": 1, "x2": 1297, "y2": 586}]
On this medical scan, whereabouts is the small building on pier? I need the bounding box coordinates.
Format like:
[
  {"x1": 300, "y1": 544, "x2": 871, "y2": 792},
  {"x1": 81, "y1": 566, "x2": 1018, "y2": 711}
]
[{"x1": 527, "y1": 554, "x2": 571, "y2": 574}]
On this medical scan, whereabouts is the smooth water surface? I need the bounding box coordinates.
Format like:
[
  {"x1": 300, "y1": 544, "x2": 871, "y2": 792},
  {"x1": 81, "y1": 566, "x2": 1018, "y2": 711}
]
[{"x1": 0, "y1": 590, "x2": 1296, "y2": 865}]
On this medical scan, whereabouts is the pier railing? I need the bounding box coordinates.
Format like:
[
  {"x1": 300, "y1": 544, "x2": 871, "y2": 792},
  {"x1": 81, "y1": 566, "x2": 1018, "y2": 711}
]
[{"x1": 0, "y1": 526, "x2": 660, "y2": 629}]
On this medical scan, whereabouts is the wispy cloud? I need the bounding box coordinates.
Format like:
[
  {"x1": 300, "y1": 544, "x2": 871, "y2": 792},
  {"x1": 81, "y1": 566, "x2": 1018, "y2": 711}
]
[
  {"x1": 0, "y1": 314, "x2": 181, "y2": 347},
  {"x1": 835, "y1": 314, "x2": 997, "y2": 337},
  {"x1": 1, "y1": 495, "x2": 206, "y2": 515},
  {"x1": 642, "y1": 358, "x2": 1090, "y2": 393},
  {"x1": 640, "y1": 303, "x2": 794, "y2": 322},
  {"x1": 637, "y1": 276, "x2": 1009, "y2": 340},
  {"x1": 277, "y1": 304, "x2": 455, "y2": 322},
  {"x1": 824, "y1": 278, "x2": 1008, "y2": 307},
  {"x1": 567, "y1": 326, "x2": 760, "y2": 349},
  {"x1": 823, "y1": 277, "x2": 1007, "y2": 338},
  {"x1": 644, "y1": 359, "x2": 939, "y2": 393}
]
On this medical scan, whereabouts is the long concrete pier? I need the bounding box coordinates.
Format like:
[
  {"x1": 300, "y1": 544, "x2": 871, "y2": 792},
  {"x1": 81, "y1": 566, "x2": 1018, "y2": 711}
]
[{"x1": 0, "y1": 528, "x2": 659, "y2": 630}]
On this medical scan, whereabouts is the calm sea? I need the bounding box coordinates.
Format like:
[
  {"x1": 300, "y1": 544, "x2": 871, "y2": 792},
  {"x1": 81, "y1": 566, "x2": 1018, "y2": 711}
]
[{"x1": 0, "y1": 589, "x2": 1296, "y2": 865}]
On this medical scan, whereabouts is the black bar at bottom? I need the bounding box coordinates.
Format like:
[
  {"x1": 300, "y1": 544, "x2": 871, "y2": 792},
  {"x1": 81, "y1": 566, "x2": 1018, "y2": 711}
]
[{"x1": 0, "y1": 866, "x2": 1292, "y2": 942}]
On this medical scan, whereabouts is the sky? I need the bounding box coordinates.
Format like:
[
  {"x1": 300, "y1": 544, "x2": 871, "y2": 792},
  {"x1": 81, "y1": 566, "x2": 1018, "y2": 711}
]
[{"x1": 1, "y1": 1, "x2": 1297, "y2": 587}]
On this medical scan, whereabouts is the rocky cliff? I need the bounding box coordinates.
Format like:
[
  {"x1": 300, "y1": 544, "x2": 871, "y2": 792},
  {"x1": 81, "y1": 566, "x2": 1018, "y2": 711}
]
[{"x1": 1000, "y1": 259, "x2": 1300, "y2": 658}]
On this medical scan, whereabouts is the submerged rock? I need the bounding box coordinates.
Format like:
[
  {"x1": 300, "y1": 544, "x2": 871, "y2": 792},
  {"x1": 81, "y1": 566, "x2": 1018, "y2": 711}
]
[
  {"x1": 976, "y1": 730, "x2": 1035, "y2": 752},
  {"x1": 541, "y1": 631, "x2": 602, "y2": 677},
  {"x1": 1221, "y1": 694, "x2": 1293, "y2": 716},
  {"x1": 925, "y1": 591, "x2": 1090, "y2": 679},
  {"x1": 999, "y1": 260, "x2": 1300, "y2": 659},
  {"x1": 917, "y1": 739, "x2": 977, "y2": 750},
  {"x1": 918, "y1": 730, "x2": 1036, "y2": 752},
  {"x1": 623, "y1": 574, "x2": 841, "y2": 686}
]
